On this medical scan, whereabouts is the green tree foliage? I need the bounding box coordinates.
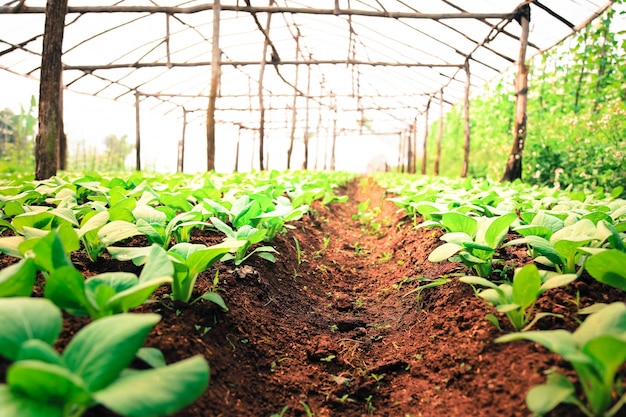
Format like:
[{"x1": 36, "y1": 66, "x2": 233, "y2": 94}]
[
  {"x1": 426, "y1": 3, "x2": 625, "y2": 194},
  {"x1": 0, "y1": 96, "x2": 37, "y2": 173}
]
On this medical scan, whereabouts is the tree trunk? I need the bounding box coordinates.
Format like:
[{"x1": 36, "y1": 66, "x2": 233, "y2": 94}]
[
  {"x1": 35, "y1": 0, "x2": 67, "y2": 180},
  {"x1": 206, "y1": 0, "x2": 221, "y2": 172},
  {"x1": 501, "y1": 4, "x2": 530, "y2": 182}
]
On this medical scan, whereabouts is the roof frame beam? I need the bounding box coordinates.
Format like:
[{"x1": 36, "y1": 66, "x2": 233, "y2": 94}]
[{"x1": 0, "y1": 4, "x2": 516, "y2": 20}]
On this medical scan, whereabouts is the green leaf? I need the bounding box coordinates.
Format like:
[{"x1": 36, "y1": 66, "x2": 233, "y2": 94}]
[
  {"x1": 63, "y1": 313, "x2": 160, "y2": 392},
  {"x1": 585, "y1": 250, "x2": 626, "y2": 291},
  {"x1": 441, "y1": 212, "x2": 478, "y2": 235},
  {"x1": 16, "y1": 339, "x2": 64, "y2": 365},
  {"x1": 0, "y1": 236, "x2": 24, "y2": 258},
  {"x1": 539, "y1": 273, "x2": 577, "y2": 292},
  {"x1": 94, "y1": 355, "x2": 209, "y2": 417},
  {"x1": 98, "y1": 220, "x2": 142, "y2": 247},
  {"x1": 199, "y1": 291, "x2": 229, "y2": 311},
  {"x1": 0, "y1": 257, "x2": 36, "y2": 297},
  {"x1": 107, "y1": 245, "x2": 153, "y2": 264},
  {"x1": 428, "y1": 242, "x2": 462, "y2": 262},
  {"x1": 512, "y1": 264, "x2": 541, "y2": 310},
  {"x1": 106, "y1": 278, "x2": 172, "y2": 313},
  {"x1": 480, "y1": 212, "x2": 517, "y2": 248},
  {"x1": 496, "y1": 330, "x2": 584, "y2": 361},
  {"x1": 459, "y1": 276, "x2": 500, "y2": 290},
  {"x1": 573, "y1": 302, "x2": 626, "y2": 347},
  {"x1": 77, "y1": 210, "x2": 109, "y2": 238},
  {"x1": 583, "y1": 336, "x2": 626, "y2": 390},
  {"x1": 44, "y1": 266, "x2": 90, "y2": 315},
  {"x1": 135, "y1": 347, "x2": 166, "y2": 369},
  {"x1": 526, "y1": 373, "x2": 576, "y2": 415},
  {"x1": 0, "y1": 297, "x2": 62, "y2": 361},
  {"x1": 7, "y1": 360, "x2": 91, "y2": 406},
  {"x1": 0, "y1": 385, "x2": 63, "y2": 417}
]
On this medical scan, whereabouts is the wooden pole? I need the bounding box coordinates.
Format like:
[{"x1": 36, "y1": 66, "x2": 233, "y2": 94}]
[
  {"x1": 421, "y1": 96, "x2": 432, "y2": 175},
  {"x1": 460, "y1": 60, "x2": 471, "y2": 178},
  {"x1": 257, "y1": 3, "x2": 272, "y2": 171},
  {"x1": 303, "y1": 63, "x2": 311, "y2": 170},
  {"x1": 206, "y1": 0, "x2": 221, "y2": 171},
  {"x1": 286, "y1": 32, "x2": 300, "y2": 169},
  {"x1": 58, "y1": 70, "x2": 67, "y2": 170},
  {"x1": 330, "y1": 93, "x2": 337, "y2": 171},
  {"x1": 434, "y1": 88, "x2": 444, "y2": 176},
  {"x1": 177, "y1": 108, "x2": 187, "y2": 172},
  {"x1": 501, "y1": 4, "x2": 530, "y2": 182},
  {"x1": 134, "y1": 91, "x2": 141, "y2": 171},
  {"x1": 35, "y1": 0, "x2": 67, "y2": 180}
]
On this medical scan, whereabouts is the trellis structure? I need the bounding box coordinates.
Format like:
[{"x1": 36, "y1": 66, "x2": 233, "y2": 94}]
[{"x1": 0, "y1": 0, "x2": 615, "y2": 179}]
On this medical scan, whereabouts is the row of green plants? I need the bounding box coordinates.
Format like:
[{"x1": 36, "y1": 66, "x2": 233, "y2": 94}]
[
  {"x1": 425, "y1": 1, "x2": 626, "y2": 193},
  {"x1": 0, "y1": 169, "x2": 354, "y2": 417},
  {"x1": 377, "y1": 172, "x2": 626, "y2": 417}
]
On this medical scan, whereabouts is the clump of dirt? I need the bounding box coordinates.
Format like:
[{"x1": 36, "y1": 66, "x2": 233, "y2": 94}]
[{"x1": 1, "y1": 176, "x2": 624, "y2": 417}]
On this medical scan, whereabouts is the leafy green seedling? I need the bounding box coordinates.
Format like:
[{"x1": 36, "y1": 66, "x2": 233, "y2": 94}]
[
  {"x1": 0, "y1": 298, "x2": 209, "y2": 417},
  {"x1": 584, "y1": 249, "x2": 626, "y2": 291},
  {"x1": 496, "y1": 302, "x2": 626, "y2": 417},
  {"x1": 428, "y1": 213, "x2": 517, "y2": 277},
  {"x1": 460, "y1": 264, "x2": 576, "y2": 331},
  {"x1": 44, "y1": 244, "x2": 174, "y2": 319},
  {"x1": 210, "y1": 217, "x2": 278, "y2": 265},
  {"x1": 167, "y1": 240, "x2": 242, "y2": 303},
  {"x1": 0, "y1": 258, "x2": 36, "y2": 297},
  {"x1": 0, "y1": 297, "x2": 62, "y2": 361},
  {"x1": 504, "y1": 219, "x2": 614, "y2": 274},
  {"x1": 134, "y1": 205, "x2": 208, "y2": 248}
]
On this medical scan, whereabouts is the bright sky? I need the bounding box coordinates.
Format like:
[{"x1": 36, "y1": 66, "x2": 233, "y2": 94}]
[{"x1": 1, "y1": 70, "x2": 396, "y2": 174}]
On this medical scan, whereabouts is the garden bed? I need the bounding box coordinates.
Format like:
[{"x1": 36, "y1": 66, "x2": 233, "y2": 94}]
[{"x1": 2, "y1": 176, "x2": 621, "y2": 417}]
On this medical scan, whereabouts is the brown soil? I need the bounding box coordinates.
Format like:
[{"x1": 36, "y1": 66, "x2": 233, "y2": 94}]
[{"x1": 2, "y1": 176, "x2": 625, "y2": 417}]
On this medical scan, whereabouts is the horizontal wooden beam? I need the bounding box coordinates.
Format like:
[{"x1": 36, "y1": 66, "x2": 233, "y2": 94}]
[
  {"x1": 63, "y1": 60, "x2": 463, "y2": 71},
  {"x1": 0, "y1": 4, "x2": 515, "y2": 21}
]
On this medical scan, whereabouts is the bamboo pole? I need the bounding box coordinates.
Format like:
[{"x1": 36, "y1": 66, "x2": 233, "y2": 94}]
[
  {"x1": 434, "y1": 88, "x2": 444, "y2": 176},
  {"x1": 177, "y1": 108, "x2": 187, "y2": 172},
  {"x1": 460, "y1": 60, "x2": 471, "y2": 178},
  {"x1": 420, "y1": 96, "x2": 432, "y2": 175},
  {"x1": 206, "y1": 0, "x2": 221, "y2": 171},
  {"x1": 501, "y1": 4, "x2": 530, "y2": 182},
  {"x1": 286, "y1": 32, "x2": 300, "y2": 169},
  {"x1": 134, "y1": 91, "x2": 141, "y2": 171},
  {"x1": 1, "y1": 5, "x2": 516, "y2": 21},
  {"x1": 303, "y1": 63, "x2": 311, "y2": 170},
  {"x1": 256, "y1": 2, "x2": 273, "y2": 171}
]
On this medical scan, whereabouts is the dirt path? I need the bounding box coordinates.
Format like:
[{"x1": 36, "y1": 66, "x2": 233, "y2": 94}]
[{"x1": 4, "y1": 175, "x2": 622, "y2": 417}]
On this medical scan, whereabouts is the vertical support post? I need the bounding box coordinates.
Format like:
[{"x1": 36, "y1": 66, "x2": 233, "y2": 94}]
[
  {"x1": 165, "y1": 14, "x2": 172, "y2": 69},
  {"x1": 421, "y1": 96, "x2": 432, "y2": 175},
  {"x1": 303, "y1": 63, "x2": 311, "y2": 169},
  {"x1": 177, "y1": 108, "x2": 187, "y2": 173},
  {"x1": 257, "y1": 0, "x2": 274, "y2": 171},
  {"x1": 58, "y1": 71, "x2": 67, "y2": 170},
  {"x1": 286, "y1": 31, "x2": 300, "y2": 169},
  {"x1": 330, "y1": 93, "x2": 337, "y2": 171},
  {"x1": 206, "y1": 0, "x2": 221, "y2": 171},
  {"x1": 134, "y1": 91, "x2": 141, "y2": 171},
  {"x1": 434, "y1": 88, "x2": 444, "y2": 176},
  {"x1": 35, "y1": 0, "x2": 67, "y2": 180},
  {"x1": 461, "y1": 60, "x2": 471, "y2": 178},
  {"x1": 501, "y1": 4, "x2": 530, "y2": 182}
]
